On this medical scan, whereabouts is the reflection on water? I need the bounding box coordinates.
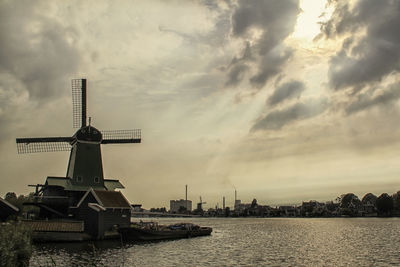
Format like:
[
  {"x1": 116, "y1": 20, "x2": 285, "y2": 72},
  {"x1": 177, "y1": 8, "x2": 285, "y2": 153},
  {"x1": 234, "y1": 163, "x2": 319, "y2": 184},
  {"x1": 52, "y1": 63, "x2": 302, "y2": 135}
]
[{"x1": 31, "y1": 218, "x2": 400, "y2": 266}]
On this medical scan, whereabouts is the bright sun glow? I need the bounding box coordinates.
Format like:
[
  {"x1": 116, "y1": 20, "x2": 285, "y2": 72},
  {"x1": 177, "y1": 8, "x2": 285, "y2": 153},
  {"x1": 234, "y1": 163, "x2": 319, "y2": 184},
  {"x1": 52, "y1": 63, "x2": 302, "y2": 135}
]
[{"x1": 292, "y1": 0, "x2": 328, "y2": 40}]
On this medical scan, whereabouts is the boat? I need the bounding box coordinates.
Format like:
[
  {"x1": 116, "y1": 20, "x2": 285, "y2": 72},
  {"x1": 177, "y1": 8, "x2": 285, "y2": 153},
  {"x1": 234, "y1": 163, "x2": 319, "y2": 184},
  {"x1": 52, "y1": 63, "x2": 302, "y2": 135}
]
[{"x1": 119, "y1": 221, "x2": 212, "y2": 241}]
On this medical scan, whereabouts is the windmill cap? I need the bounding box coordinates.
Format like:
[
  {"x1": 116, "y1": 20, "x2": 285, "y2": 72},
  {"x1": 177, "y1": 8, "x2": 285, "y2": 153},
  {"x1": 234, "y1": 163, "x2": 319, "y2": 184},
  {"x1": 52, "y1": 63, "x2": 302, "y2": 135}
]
[{"x1": 74, "y1": 126, "x2": 102, "y2": 143}]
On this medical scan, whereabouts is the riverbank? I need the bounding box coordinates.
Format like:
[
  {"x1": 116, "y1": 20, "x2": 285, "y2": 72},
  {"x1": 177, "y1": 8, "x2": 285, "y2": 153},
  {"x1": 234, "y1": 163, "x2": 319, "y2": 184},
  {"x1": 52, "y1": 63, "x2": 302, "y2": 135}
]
[{"x1": 0, "y1": 221, "x2": 32, "y2": 267}]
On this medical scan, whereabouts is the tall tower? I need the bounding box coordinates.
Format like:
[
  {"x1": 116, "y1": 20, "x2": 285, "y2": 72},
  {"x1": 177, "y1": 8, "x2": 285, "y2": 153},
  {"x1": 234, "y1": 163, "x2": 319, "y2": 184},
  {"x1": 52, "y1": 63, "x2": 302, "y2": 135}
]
[
  {"x1": 185, "y1": 184, "x2": 188, "y2": 211},
  {"x1": 234, "y1": 189, "x2": 241, "y2": 211}
]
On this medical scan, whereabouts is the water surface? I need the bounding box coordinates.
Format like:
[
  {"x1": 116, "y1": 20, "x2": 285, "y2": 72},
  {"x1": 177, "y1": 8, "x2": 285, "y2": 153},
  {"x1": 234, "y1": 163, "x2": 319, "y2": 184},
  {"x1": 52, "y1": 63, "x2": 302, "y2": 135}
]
[{"x1": 31, "y1": 217, "x2": 400, "y2": 266}]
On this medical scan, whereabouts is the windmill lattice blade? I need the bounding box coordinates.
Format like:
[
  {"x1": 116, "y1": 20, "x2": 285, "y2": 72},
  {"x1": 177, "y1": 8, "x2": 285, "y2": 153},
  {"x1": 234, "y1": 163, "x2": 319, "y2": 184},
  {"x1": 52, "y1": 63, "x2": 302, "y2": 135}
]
[
  {"x1": 16, "y1": 137, "x2": 73, "y2": 154},
  {"x1": 72, "y1": 79, "x2": 87, "y2": 128},
  {"x1": 101, "y1": 129, "x2": 141, "y2": 144},
  {"x1": 17, "y1": 142, "x2": 71, "y2": 154}
]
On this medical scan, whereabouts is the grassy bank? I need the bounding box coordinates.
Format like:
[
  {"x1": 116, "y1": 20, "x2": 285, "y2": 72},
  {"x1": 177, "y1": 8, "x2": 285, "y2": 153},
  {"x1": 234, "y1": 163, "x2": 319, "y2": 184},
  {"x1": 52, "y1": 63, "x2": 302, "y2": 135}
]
[{"x1": 0, "y1": 221, "x2": 32, "y2": 267}]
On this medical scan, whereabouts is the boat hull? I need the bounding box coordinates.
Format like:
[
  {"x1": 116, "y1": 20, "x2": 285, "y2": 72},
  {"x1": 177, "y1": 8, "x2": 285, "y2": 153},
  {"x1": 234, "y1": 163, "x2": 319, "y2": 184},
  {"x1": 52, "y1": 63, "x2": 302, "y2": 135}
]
[{"x1": 119, "y1": 227, "x2": 212, "y2": 241}]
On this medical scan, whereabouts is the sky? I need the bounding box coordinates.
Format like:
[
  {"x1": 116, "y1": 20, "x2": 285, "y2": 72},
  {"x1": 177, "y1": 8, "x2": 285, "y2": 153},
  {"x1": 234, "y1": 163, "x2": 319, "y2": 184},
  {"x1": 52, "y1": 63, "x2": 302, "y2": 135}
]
[{"x1": 1, "y1": 0, "x2": 400, "y2": 209}]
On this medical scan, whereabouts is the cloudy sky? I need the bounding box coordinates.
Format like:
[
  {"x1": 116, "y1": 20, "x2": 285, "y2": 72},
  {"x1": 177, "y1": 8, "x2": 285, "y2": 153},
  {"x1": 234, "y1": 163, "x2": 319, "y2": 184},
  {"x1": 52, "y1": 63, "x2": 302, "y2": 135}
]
[{"x1": 1, "y1": 0, "x2": 400, "y2": 209}]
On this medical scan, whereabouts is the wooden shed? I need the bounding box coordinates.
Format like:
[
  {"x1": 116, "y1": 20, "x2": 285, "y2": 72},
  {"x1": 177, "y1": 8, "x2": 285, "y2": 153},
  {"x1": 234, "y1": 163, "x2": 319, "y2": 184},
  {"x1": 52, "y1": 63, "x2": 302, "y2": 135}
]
[{"x1": 71, "y1": 188, "x2": 132, "y2": 239}]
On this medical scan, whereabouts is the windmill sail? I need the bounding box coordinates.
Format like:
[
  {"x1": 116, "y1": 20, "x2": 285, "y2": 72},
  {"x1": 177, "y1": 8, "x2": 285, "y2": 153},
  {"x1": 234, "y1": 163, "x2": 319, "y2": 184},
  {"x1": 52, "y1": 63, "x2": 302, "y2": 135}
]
[
  {"x1": 72, "y1": 78, "x2": 87, "y2": 128},
  {"x1": 16, "y1": 137, "x2": 73, "y2": 153},
  {"x1": 101, "y1": 129, "x2": 141, "y2": 144}
]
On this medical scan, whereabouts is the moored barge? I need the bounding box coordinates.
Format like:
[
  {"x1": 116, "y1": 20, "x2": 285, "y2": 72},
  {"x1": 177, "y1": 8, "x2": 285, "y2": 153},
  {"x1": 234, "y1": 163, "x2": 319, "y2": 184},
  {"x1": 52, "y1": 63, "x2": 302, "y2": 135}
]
[{"x1": 119, "y1": 222, "x2": 212, "y2": 241}]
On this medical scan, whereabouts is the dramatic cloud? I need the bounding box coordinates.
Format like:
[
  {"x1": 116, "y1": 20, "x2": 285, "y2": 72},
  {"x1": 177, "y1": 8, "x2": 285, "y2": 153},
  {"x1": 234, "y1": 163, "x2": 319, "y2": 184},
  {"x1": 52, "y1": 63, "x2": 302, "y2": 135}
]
[
  {"x1": 346, "y1": 83, "x2": 400, "y2": 115},
  {"x1": 251, "y1": 98, "x2": 328, "y2": 131},
  {"x1": 0, "y1": 1, "x2": 81, "y2": 100},
  {"x1": 225, "y1": 42, "x2": 252, "y2": 87},
  {"x1": 320, "y1": 0, "x2": 400, "y2": 90},
  {"x1": 267, "y1": 80, "x2": 305, "y2": 106},
  {"x1": 249, "y1": 47, "x2": 293, "y2": 89},
  {"x1": 0, "y1": 1, "x2": 82, "y2": 144},
  {"x1": 226, "y1": 0, "x2": 300, "y2": 89}
]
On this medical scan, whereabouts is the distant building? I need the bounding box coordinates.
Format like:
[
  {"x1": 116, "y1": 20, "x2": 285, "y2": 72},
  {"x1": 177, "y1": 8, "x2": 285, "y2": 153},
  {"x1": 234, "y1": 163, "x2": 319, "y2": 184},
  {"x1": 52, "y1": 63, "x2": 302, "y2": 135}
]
[
  {"x1": 234, "y1": 199, "x2": 241, "y2": 211},
  {"x1": 301, "y1": 201, "x2": 326, "y2": 217},
  {"x1": 170, "y1": 199, "x2": 192, "y2": 213},
  {"x1": 234, "y1": 202, "x2": 250, "y2": 215},
  {"x1": 279, "y1": 206, "x2": 297, "y2": 217}
]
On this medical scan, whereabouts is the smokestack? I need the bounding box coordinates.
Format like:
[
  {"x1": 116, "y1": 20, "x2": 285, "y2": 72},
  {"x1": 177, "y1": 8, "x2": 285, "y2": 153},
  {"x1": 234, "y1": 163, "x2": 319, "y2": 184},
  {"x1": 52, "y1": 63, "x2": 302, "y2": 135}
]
[
  {"x1": 185, "y1": 184, "x2": 188, "y2": 210},
  {"x1": 223, "y1": 196, "x2": 225, "y2": 210},
  {"x1": 235, "y1": 189, "x2": 237, "y2": 202}
]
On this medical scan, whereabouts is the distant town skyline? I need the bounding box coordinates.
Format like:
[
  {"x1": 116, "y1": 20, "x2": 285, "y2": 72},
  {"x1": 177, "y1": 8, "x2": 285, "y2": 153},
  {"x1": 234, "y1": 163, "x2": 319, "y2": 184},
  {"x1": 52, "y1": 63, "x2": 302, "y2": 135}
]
[{"x1": 1, "y1": 0, "x2": 400, "y2": 209}]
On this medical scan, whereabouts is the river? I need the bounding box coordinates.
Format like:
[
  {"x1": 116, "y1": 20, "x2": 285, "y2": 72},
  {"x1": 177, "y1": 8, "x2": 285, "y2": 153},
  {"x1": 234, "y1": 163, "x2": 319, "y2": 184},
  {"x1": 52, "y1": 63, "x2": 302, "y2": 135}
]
[{"x1": 30, "y1": 217, "x2": 400, "y2": 266}]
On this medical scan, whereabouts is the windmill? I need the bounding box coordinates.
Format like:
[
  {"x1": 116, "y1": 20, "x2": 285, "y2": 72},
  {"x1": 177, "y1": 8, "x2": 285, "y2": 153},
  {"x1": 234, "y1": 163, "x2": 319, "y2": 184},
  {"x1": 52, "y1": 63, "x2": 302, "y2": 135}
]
[
  {"x1": 16, "y1": 79, "x2": 141, "y2": 218},
  {"x1": 196, "y1": 196, "x2": 207, "y2": 213}
]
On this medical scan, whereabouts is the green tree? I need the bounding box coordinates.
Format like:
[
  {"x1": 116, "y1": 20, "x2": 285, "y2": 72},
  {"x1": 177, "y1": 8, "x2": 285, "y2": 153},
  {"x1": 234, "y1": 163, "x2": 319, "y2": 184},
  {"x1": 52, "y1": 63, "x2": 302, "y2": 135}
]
[
  {"x1": 4, "y1": 192, "x2": 17, "y2": 203},
  {"x1": 339, "y1": 193, "x2": 361, "y2": 216},
  {"x1": 225, "y1": 207, "x2": 230, "y2": 217},
  {"x1": 376, "y1": 193, "x2": 393, "y2": 216},
  {"x1": 392, "y1": 191, "x2": 400, "y2": 214},
  {"x1": 361, "y1": 193, "x2": 377, "y2": 204},
  {"x1": 361, "y1": 193, "x2": 378, "y2": 215}
]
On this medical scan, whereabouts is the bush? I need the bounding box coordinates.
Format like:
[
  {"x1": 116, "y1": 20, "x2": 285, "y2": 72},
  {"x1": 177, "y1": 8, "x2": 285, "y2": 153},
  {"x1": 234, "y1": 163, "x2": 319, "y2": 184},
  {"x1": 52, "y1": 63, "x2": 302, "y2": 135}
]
[{"x1": 0, "y1": 222, "x2": 32, "y2": 267}]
